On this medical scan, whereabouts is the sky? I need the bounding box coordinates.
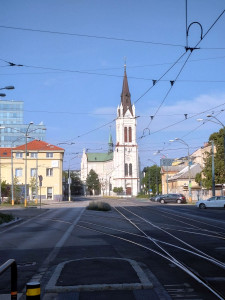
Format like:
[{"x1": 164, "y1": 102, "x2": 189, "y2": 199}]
[{"x1": 1, "y1": 0, "x2": 225, "y2": 170}]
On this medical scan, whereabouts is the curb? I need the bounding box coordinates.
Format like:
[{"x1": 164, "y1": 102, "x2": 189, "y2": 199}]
[{"x1": 45, "y1": 257, "x2": 153, "y2": 293}]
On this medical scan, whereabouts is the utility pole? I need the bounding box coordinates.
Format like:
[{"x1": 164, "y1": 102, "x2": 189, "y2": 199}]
[{"x1": 212, "y1": 140, "x2": 215, "y2": 197}]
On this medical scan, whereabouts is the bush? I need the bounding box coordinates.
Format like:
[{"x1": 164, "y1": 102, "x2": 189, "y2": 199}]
[
  {"x1": 136, "y1": 193, "x2": 149, "y2": 198},
  {"x1": 87, "y1": 201, "x2": 111, "y2": 211},
  {"x1": 113, "y1": 187, "x2": 123, "y2": 194},
  {"x1": 0, "y1": 213, "x2": 14, "y2": 224}
]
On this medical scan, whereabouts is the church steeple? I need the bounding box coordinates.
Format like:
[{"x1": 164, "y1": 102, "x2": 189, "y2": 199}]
[{"x1": 121, "y1": 64, "x2": 133, "y2": 116}]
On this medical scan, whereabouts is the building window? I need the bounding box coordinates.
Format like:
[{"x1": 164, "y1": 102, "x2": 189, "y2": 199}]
[
  {"x1": 129, "y1": 163, "x2": 132, "y2": 176},
  {"x1": 124, "y1": 127, "x2": 127, "y2": 143},
  {"x1": 46, "y1": 168, "x2": 53, "y2": 176},
  {"x1": 125, "y1": 163, "x2": 128, "y2": 176},
  {"x1": 16, "y1": 152, "x2": 23, "y2": 159},
  {"x1": 15, "y1": 168, "x2": 22, "y2": 177},
  {"x1": 129, "y1": 127, "x2": 132, "y2": 142},
  {"x1": 31, "y1": 168, "x2": 37, "y2": 177},
  {"x1": 46, "y1": 153, "x2": 53, "y2": 158},
  {"x1": 31, "y1": 152, "x2": 38, "y2": 158},
  {"x1": 47, "y1": 187, "x2": 53, "y2": 199}
]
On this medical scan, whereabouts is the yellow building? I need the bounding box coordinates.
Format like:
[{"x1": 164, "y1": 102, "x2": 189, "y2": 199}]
[{"x1": 0, "y1": 140, "x2": 64, "y2": 203}]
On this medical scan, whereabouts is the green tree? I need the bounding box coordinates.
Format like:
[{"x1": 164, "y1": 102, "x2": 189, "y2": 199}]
[
  {"x1": 13, "y1": 177, "x2": 21, "y2": 204},
  {"x1": 201, "y1": 129, "x2": 225, "y2": 189},
  {"x1": 30, "y1": 177, "x2": 36, "y2": 200},
  {"x1": 86, "y1": 169, "x2": 100, "y2": 195},
  {"x1": 1, "y1": 180, "x2": 10, "y2": 200},
  {"x1": 142, "y1": 165, "x2": 161, "y2": 195},
  {"x1": 113, "y1": 187, "x2": 123, "y2": 195},
  {"x1": 63, "y1": 170, "x2": 83, "y2": 195}
]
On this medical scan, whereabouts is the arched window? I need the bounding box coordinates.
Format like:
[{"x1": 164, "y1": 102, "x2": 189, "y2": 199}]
[
  {"x1": 125, "y1": 163, "x2": 128, "y2": 176},
  {"x1": 129, "y1": 163, "x2": 132, "y2": 176},
  {"x1": 124, "y1": 127, "x2": 127, "y2": 142},
  {"x1": 129, "y1": 127, "x2": 132, "y2": 142}
]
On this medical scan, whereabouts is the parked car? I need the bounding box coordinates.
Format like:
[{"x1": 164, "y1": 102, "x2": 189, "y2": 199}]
[
  {"x1": 155, "y1": 193, "x2": 186, "y2": 204},
  {"x1": 150, "y1": 195, "x2": 161, "y2": 202},
  {"x1": 196, "y1": 196, "x2": 225, "y2": 209}
]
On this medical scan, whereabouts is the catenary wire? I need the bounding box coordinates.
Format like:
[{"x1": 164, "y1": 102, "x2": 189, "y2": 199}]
[{"x1": 0, "y1": 25, "x2": 185, "y2": 47}]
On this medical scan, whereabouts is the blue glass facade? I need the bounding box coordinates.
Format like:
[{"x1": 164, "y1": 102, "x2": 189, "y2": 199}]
[{"x1": 0, "y1": 100, "x2": 46, "y2": 147}]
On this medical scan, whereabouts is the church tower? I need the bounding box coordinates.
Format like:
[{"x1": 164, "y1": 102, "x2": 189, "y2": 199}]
[{"x1": 113, "y1": 65, "x2": 140, "y2": 196}]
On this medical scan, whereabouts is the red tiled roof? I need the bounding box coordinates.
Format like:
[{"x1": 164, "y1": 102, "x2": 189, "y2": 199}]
[
  {"x1": 0, "y1": 148, "x2": 11, "y2": 157},
  {"x1": 14, "y1": 140, "x2": 64, "y2": 151}
]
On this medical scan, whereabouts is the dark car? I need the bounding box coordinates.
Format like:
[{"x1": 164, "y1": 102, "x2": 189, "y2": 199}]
[
  {"x1": 156, "y1": 193, "x2": 186, "y2": 204},
  {"x1": 150, "y1": 195, "x2": 160, "y2": 201}
]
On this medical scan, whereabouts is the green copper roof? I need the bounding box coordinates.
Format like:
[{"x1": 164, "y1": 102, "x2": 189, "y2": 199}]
[{"x1": 87, "y1": 152, "x2": 113, "y2": 162}]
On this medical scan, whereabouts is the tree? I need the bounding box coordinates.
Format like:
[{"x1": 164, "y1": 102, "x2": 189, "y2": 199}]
[
  {"x1": 63, "y1": 170, "x2": 83, "y2": 196},
  {"x1": 201, "y1": 129, "x2": 225, "y2": 189},
  {"x1": 142, "y1": 165, "x2": 161, "y2": 195},
  {"x1": 30, "y1": 177, "x2": 37, "y2": 200},
  {"x1": 86, "y1": 169, "x2": 100, "y2": 195},
  {"x1": 13, "y1": 177, "x2": 22, "y2": 204},
  {"x1": 1, "y1": 180, "x2": 10, "y2": 200},
  {"x1": 113, "y1": 187, "x2": 123, "y2": 195}
]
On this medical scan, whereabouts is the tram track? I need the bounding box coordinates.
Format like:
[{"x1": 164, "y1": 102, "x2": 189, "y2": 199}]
[{"x1": 77, "y1": 203, "x2": 225, "y2": 299}]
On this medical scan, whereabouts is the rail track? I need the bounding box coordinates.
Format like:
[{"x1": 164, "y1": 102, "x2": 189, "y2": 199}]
[{"x1": 78, "y1": 202, "x2": 225, "y2": 299}]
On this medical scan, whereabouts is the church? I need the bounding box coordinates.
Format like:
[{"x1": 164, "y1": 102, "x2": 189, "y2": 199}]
[{"x1": 81, "y1": 66, "x2": 140, "y2": 196}]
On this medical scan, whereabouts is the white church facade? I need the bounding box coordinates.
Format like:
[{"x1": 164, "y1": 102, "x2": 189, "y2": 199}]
[{"x1": 81, "y1": 66, "x2": 140, "y2": 196}]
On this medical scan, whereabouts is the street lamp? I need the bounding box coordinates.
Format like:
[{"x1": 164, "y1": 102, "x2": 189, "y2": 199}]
[
  {"x1": 0, "y1": 86, "x2": 15, "y2": 90},
  {"x1": 0, "y1": 86, "x2": 15, "y2": 98},
  {"x1": 11, "y1": 135, "x2": 30, "y2": 206},
  {"x1": 0, "y1": 126, "x2": 6, "y2": 203},
  {"x1": 206, "y1": 114, "x2": 225, "y2": 168},
  {"x1": 24, "y1": 122, "x2": 34, "y2": 207},
  {"x1": 170, "y1": 138, "x2": 192, "y2": 202},
  {"x1": 59, "y1": 143, "x2": 76, "y2": 202}
]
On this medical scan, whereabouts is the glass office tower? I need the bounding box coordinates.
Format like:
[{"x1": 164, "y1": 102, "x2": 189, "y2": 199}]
[{"x1": 0, "y1": 100, "x2": 46, "y2": 147}]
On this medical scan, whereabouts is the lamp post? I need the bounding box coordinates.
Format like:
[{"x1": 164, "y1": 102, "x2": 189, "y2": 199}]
[
  {"x1": 24, "y1": 122, "x2": 34, "y2": 207},
  {"x1": 0, "y1": 126, "x2": 6, "y2": 203},
  {"x1": 58, "y1": 143, "x2": 76, "y2": 202},
  {"x1": 11, "y1": 136, "x2": 27, "y2": 206},
  {"x1": 170, "y1": 138, "x2": 192, "y2": 202},
  {"x1": 206, "y1": 114, "x2": 225, "y2": 168}
]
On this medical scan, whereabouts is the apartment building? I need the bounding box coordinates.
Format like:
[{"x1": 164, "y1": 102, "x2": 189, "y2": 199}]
[{"x1": 0, "y1": 140, "x2": 64, "y2": 202}]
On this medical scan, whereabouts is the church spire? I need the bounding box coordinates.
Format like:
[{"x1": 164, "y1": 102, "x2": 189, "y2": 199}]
[{"x1": 121, "y1": 63, "x2": 133, "y2": 116}]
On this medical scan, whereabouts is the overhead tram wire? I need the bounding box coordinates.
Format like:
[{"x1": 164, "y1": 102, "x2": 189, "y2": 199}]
[
  {"x1": 0, "y1": 25, "x2": 184, "y2": 48},
  {"x1": 138, "y1": 101, "x2": 225, "y2": 141},
  {"x1": 1, "y1": 54, "x2": 225, "y2": 76},
  {"x1": 139, "y1": 9, "x2": 225, "y2": 140},
  {"x1": 62, "y1": 118, "x2": 116, "y2": 144},
  {"x1": 1, "y1": 24, "x2": 224, "y2": 50},
  {"x1": 1, "y1": 11, "x2": 223, "y2": 146},
  {"x1": 134, "y1": 51, "x2": 188, "y2": 105}
]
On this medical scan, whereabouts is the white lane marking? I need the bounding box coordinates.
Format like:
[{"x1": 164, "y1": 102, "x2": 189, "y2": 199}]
[{"x1": 31, "y1": 207, "x2": 85, "y2": 282}]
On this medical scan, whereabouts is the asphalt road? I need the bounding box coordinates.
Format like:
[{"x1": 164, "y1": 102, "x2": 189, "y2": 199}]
[{"x1": 0, "y1": 198, "x2": 225, "y2": 300}]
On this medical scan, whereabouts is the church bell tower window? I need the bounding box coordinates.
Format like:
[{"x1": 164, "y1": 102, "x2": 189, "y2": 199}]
[
  {"x1": 124, "y1": 127, "x2": 127, "y2": 143},
  {"x1": 125, "y1": 163, "x2": 128, "y2": 176},
  {"x1": 129, "y1": 127, "x2": 132, "y2": 142},
  {"x1": 129, "y1": 163, "x2": 132, "y2": 176}
]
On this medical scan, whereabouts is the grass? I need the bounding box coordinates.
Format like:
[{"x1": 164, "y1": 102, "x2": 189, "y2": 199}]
[
  {"x1": 87, "y1": 201, "x2": 111, "y2": 211},
  {"x1": 0, "y1": 213, "x2": 14, "y2": 224}
]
